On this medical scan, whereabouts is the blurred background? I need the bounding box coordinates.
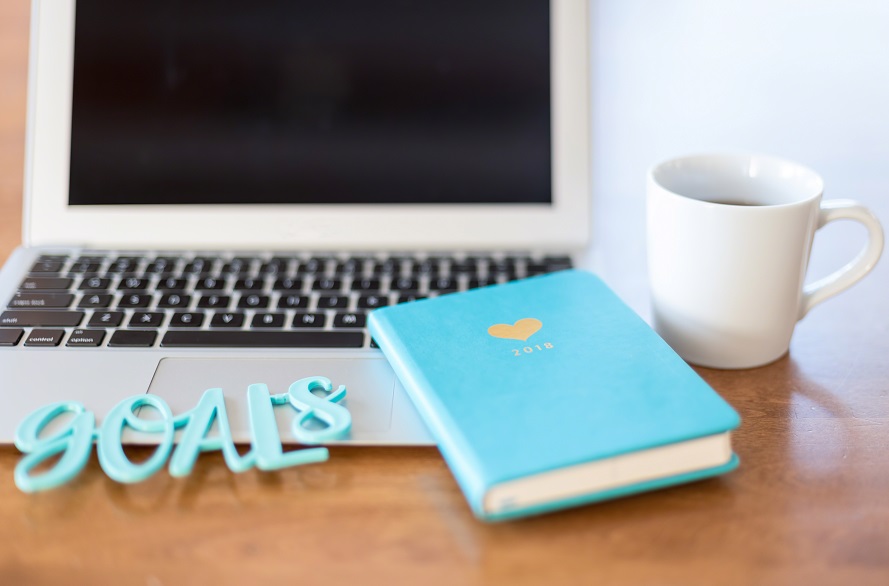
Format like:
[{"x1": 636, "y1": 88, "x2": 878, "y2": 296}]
[
  {"x1": 1, "y1": 0, "x2": 887, "y2": 324},
  {"x1": 591, "y1": 0, "x2": 889, "y2": 325}
]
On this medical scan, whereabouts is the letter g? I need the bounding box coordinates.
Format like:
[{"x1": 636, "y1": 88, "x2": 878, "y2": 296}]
[{"x1": 14, "y1": 402, "x2": 95, "y2": 492}]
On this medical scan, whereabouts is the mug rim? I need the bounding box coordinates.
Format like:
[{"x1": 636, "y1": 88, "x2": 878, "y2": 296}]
[{"x1": 648, "y1": 153, "x2": 824, "y2": 209}]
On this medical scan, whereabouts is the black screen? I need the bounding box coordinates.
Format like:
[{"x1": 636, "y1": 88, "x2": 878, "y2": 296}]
[{"x1": 68, "y1": 0, "x2": 552, "y2": 205}]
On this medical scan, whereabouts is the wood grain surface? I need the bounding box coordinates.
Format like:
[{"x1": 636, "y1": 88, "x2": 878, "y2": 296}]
[{"x1": 0, "y1": 2, "x2": 887, "y2": 584}]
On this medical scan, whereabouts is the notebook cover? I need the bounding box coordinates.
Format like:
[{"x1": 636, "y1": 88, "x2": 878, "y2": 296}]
[{"x1": 368, "y1": 270, "x2": 741, "y2": 521}]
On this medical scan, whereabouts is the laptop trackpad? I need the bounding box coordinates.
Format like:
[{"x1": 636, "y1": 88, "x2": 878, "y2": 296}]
[{"x1": 147, "y1": 357, "x2": 397, "y2": 442}]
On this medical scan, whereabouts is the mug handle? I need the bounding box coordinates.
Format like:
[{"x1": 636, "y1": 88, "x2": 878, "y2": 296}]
[{"x1": 799, "y1": 199, "x2": 884, "y2": 319}]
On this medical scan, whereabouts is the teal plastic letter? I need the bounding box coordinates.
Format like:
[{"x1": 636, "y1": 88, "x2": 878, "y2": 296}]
[
  {"x1": 168, "y1": 388, "x2": 255, "y2": 477},
  {"x1": 247, "y1": 383, "x2": 328, "y2": 470},
  {"x1": 14, "y1": 402, "x2": 95, "y2": 493},
  {"x1": 287, "y1": 376, "x2": 352, "y2": 444},
  {"x1": 97, "y1": 394, "x2": 175, "y2": 483}
]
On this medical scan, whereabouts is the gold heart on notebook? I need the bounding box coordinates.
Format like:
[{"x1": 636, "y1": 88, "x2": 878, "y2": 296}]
[{"x1": 487, "y1": 318, "x2": 543, "y2": 342}]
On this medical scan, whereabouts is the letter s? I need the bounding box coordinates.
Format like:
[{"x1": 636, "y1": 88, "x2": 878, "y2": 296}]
[{"x1": 287, "y1": 377, "x2": 352, "y2": 444}]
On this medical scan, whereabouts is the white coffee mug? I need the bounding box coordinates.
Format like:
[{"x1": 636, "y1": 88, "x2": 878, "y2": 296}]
[{"x1": 647, "y1": 153, "x2": 884, "y2": 369}]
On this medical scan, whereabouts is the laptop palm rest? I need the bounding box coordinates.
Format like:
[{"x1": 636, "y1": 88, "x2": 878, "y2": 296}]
[{"x1": 138, "y1": 357, "x2": 433, "y2": 445}]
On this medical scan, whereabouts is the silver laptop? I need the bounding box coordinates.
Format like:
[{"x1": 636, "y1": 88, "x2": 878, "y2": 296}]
[{"x1": 0, "y1": 0, "x2": 591, "y2": 444}]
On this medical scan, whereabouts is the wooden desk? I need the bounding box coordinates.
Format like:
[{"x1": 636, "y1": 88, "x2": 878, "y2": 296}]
[{"x1": 1, "y1": 2, "x2": 887, "y2": 584}]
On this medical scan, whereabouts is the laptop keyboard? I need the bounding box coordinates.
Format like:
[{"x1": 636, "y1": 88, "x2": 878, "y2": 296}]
[{"x1": 0, "y1": 252, "x2": 573, "y2": 349}]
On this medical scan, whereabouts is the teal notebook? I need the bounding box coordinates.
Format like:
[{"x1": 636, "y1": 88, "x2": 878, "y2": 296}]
[{"x1": 368, "y1": 270, "x2": 740, "y2": 522}]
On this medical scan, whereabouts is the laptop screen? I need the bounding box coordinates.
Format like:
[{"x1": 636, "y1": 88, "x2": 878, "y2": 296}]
[{"x1": 68, "y1": 0, "x2": 552, "y2": 207}]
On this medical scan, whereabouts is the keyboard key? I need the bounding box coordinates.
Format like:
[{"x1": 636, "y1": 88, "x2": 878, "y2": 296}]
[
  {"x1": 357, "y1": 294, "x2": 389, "y2": 309},
  {"x1": 19, "y1": 277, "x2": 73, "y2": 290},
  {"x1": 488, "y1": 259, "x2": 517, "y2": 273},
  {"x1": 0, "y1": 329, "x2": 24, "y2": 346},
  {"x1": 351, "y1": 278, "x2": 380, "y2": 291},
  {"x1": 526, "y1": 264, "x2": 551, "y2": 275},
  {"x1": 292, "y1": 312, "x2": 326, "y2": 328},
  {"x1": 37, "y1": 254, "x2": 69, "y2": 262},
  {"x1": 78, "y1": 293, "x2": 114, "y2": 309},
  {"x1": 333, "y1": 312, "x2": 366, "y2": 328},
  {"x1": 543, "y1": 255, "x2": 573, "y2": 266},
  {"x1": 260, "y1": 257, "x2": 290, "y2": 274},
  {"x1": 129, "y1": 312, "x2": 165, "y2": 328},
  {"x1": 106, "y1": 271, "x2": 141, "y2": 281},
  {"x1": 469, "y1": 277, "x2": 498, "y2": 289},
  {"x1": 220, "y1": 263, "x2": 249, "y2": 274},
  {"x1": 144, "y1": 257, "x2": 178, "y2": 273},
  {"x1": 251, "y1": 313, "x2": 285, "y2": 328},
  {"x1": 451, "y1": 259, "x2": 478, "y2": 273},
  {"x1": 157, "y1": 277, "x2": 188, "y2": 290},
  {"x1": 372, "y1": 259, "x2": 400, "y2": 274},
  {"x1": 210, "y1": 312, "x2": 245, "y2": 328},
  {"x1": 273, "y1": 277, "x2": 303, "y2": 291},
  {"x1": 77, "y1": 293, "x2": 114, "y2": 309},
  {"x1": 195, "y1": 277, "x2": 225, "y2": 290},
  {"x1": 391, "y1": 277, "x2": 419, "y2": 291},
  {"x1": 0, "y1": 311, "x2": 84, "y2": 327},
  {"x1": 108, "y1": 330, "x2": 157, "y2": 347},
  {"x1": 317, "y1": 295, "x2": 348, "y2": 309},
  {"x1": 72, "y1": 256, "x2": 104, "y2": 270},
  {"x1": 66, "y1": 329, "x2": 106, "y2": 347},
  {"x1": 170, "y1": 312, "x2": 205, "y2": 328},
  {"x1": 183, "y1": 258, "x2": 214, "y2": 274},
  {"x1": 118, "y1": 277, "x2": 149, "y2": 290},
  {"x1": 80, "y1": 277, "x2": 111, "y2": 290},
  {"x1": 221, "y1": 258, "x2": 255, "y2": 273},
  {"x1": 88, "y1": 311, "x2": 125, "y2": 327},
  {"x1": 234, "y1": 278, "x2": 264, "y2": 291},
  {"x1": 156, "y1": 293, "x2": 189, "y2": 308},
  {"x1": 277, "y1": 295, "x2": 308, "y2": 309},
  {"x1": 335, "y1": 259, "x2": 364, "y2": 274},
  {"x1": 237, "y1": 294, "x2": 269, "y2": 309},
  {"x1": 120, "y1": 293, "x2": 155, "y2": 308},
  {"x1": 297, "y1": 257, "x2": 327, "y2": 274},
  {"x1": 111, "y1": 256, "x2": 141, "y2": 268},
  {"x1": 24, "y1": 329, "x2": 65, "y2": 347},
  {"x1": 412, "y1": 259, "x2": 442, "y2": 275},
  {"x1": 197, "y1": 294, "x2": 230, "y2": 309},
  {"x1": 30, "y1": 260, "x2": 64, "y2": 273},
  {"x1": 161, "y1": 330, "x2": 364, "y2": 348},
  {"x1": 107, "y1": 257, "x2": 140, "y2": 273},
  {"x1": 8, "y1": 293, "x2": 74, "y2": 309},
  {"x1": 428, "y1": 277, "x2": 457, "y2": 291},
  {"x1": 312, "y1": 278, "x2": 342, "y2": 291},
  {"x1": 68, "y1": 262, "x2": 101, "y2": 274},
  {"x1": 396, "y1": 293, "x2": 427, "y2": 303}
]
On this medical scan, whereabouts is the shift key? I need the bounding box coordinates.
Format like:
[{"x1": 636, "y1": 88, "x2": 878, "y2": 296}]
[
  {"x1": 0, "y1": 310, "x2": 84, "y2": 327},
  {"x1": 8, "y1": 293, "x2": 74, "y2": 308}
]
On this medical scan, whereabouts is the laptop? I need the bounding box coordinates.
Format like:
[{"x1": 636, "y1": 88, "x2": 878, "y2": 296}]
[{"x1": 0, "y1": 0, "x2": 591, "y2": 444}]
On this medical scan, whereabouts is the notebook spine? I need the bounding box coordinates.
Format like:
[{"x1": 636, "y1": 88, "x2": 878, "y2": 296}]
[{"x1": 368, "y1": 310, "x2": 488, "y2": 513}]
